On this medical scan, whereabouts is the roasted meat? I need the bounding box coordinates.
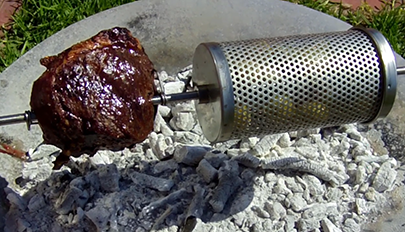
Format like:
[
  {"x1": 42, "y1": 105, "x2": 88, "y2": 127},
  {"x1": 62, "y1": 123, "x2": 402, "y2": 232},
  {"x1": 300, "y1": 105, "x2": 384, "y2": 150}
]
[{"x1": 30, "y1": 27, "x2": 157, "y2": 159}]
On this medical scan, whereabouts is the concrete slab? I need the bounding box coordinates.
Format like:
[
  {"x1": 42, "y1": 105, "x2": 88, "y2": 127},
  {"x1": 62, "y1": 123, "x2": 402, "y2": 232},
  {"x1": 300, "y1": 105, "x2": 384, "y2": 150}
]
[{"x1": 0, "y1": 0, "x2": 404, "y2": 231}]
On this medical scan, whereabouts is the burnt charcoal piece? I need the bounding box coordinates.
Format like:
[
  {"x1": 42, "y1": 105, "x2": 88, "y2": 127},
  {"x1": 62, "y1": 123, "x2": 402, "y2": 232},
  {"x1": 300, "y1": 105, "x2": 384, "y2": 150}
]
[{"x1": 30, "y1": 27, "x2": 157, "y2": 159}]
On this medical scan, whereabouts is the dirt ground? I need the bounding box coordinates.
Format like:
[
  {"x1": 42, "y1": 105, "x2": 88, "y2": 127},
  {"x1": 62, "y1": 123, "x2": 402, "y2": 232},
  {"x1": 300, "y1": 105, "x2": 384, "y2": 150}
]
[{"x1": 0, "y1": 0, "x2": 20, "y2": 27}]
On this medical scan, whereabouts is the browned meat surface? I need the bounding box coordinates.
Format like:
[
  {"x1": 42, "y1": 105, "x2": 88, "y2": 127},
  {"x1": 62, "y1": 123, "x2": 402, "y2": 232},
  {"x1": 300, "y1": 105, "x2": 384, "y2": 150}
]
[{"x1": 30, "y1": 27, "x2": 157, "y2": 159}]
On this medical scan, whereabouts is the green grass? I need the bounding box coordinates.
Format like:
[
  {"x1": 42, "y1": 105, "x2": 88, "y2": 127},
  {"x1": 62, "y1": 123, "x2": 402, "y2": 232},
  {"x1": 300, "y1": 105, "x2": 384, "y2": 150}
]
[
  {"x1": 0, "y1": 0, "x2": 404, "y2": 73},
  {"x1": 286, "y1": 0, "x2": 405, "y2": 57},
  {"x1": 0, "y1": 0, "x2": 136, "y2": 72}
]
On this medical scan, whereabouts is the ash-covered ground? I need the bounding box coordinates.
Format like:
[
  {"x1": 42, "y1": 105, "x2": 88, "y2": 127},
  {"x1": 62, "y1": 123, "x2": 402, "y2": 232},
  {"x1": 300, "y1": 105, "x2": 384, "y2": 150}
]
[{"x1": 2, "y1": 66, "x2": 404, "y2": 232}]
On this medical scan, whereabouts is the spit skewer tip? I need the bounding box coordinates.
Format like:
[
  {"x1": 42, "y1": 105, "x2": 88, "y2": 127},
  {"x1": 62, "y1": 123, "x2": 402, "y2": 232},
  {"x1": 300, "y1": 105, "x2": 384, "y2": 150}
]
[{"x1": 0, "y1": 91, "x2": 200, "y2": 129}]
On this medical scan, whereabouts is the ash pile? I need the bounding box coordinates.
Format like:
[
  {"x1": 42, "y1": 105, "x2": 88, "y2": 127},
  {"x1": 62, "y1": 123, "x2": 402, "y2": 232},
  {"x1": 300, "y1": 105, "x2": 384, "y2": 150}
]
[{"x1": 3, "y1": 67, "x2": 403, "y2": 232}]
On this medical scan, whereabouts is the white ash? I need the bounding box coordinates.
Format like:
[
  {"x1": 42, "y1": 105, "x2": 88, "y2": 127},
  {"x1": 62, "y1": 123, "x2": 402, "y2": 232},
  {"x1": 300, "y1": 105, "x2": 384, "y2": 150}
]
[
  {"x1": 164, "y1": 81, "x2": 185, "y2": 95},
  {"x1": 3, "y1": 67, "x2": 404, "y2": 232}
]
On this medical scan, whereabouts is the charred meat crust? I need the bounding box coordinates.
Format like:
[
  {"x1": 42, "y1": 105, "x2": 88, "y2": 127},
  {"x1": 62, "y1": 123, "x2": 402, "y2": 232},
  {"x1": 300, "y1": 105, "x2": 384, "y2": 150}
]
[{"x1": 30, "y1": 27, "x2": 157, "y2": 157}]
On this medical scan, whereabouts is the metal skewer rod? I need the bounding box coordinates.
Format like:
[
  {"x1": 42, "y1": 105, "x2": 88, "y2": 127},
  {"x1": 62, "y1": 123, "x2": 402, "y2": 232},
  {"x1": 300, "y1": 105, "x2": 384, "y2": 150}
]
[
  {"x1": 0, "y1": 113, "x2": 27, "y2": 126},
  {"x1": 398, "y1": 66, "x2": 405, "y2": 76},
  {"x1": 151, "y1": 91, "x2": 200, "y2": 105},
  {"x1": 0, "y1": 91, "x2": 201, "y2": 129},
  {"x1": 0, "y1": 111, "x2": 37, "y2": 130}
]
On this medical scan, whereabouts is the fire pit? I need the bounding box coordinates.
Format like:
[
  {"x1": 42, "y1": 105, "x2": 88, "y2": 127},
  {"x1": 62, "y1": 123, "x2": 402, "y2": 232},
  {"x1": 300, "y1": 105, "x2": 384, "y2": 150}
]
[{"x1": 0, "y1": 0, "x2": 405, "y2": 231}]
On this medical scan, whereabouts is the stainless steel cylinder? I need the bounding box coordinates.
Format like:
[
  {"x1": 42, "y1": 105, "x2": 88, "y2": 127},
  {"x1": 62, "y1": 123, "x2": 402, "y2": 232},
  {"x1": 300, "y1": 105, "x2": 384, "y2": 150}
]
[{"x1": 192, "y1": 27, "x2": 397, "y2": 143}]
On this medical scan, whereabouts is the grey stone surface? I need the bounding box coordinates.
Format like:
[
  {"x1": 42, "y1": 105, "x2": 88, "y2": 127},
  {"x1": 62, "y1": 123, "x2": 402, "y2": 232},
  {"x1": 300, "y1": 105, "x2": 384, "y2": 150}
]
[
  {"x1": 29, "y1": 144, "x2": 61, "y2": 161},
  {"x1": 302, "y1": 174, "x2": 325, "y2": 196},
  {"x1": 85, "y1": 206, "x2": 110, "y2": 231},
  {"x1": 130, "y1": 171, "x2": 174, "y2": 192},
  {"x1": 210, "y1": 160, "x2": 242, "y2": 213},
  {"x1": 98, "y1": 164, "x2": 120, "y2": 193},
  {"x1": 251, "y1": 205, "x2": 270, "y2": 219},
  {"x1": 372, "y1": 161, "x2": 397, "y2": 192},
  {"x1": 289, "y1": 194, "x2": 307, "y2": 212},
  {"x1": 173, "y1": 145, "x2": 211, "y2": 166},
  {"x1": 252, "y1": 134, "x2": 284, "y2": 157},
  {"x1": 164, "y1": 81, "x2": 185, "y2": 95},
  {"x1": 322, "y1": 218, "x2": 342, "y2": 232},
  {"x1": 277, "y1": 133, "x2": 292, "y2": 148},
  {"x1": 265, "y1": 201, "x2": 286, "y2": 221},
  {"x1": 21, "y1": 156, "x2": 54, "y2": 182},
  {"x1": 170, "y1": 112, "x2": 195, "y2": 131},
  {"x1": 153, "y1": 159, "x2": 178, "y2": 175},
  {"x1": 231, "y1": 152, "x2": 260, "y2": 168},
  {"x1": 157, "y1": 105, "x2": 171, "y2": 118},
  {"x1": 196, "y1": 159, "x2": 218, "y2": 183},
  {"x1": 204, "y1": 152, "x2": 228, "y2": 169}
]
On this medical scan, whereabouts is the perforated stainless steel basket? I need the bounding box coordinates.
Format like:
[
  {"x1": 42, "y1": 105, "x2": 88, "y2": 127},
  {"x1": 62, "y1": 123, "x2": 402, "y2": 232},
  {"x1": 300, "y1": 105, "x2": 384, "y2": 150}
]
[{"x1": 192, "y1": 27, "x2": 397, "y2": 143}]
